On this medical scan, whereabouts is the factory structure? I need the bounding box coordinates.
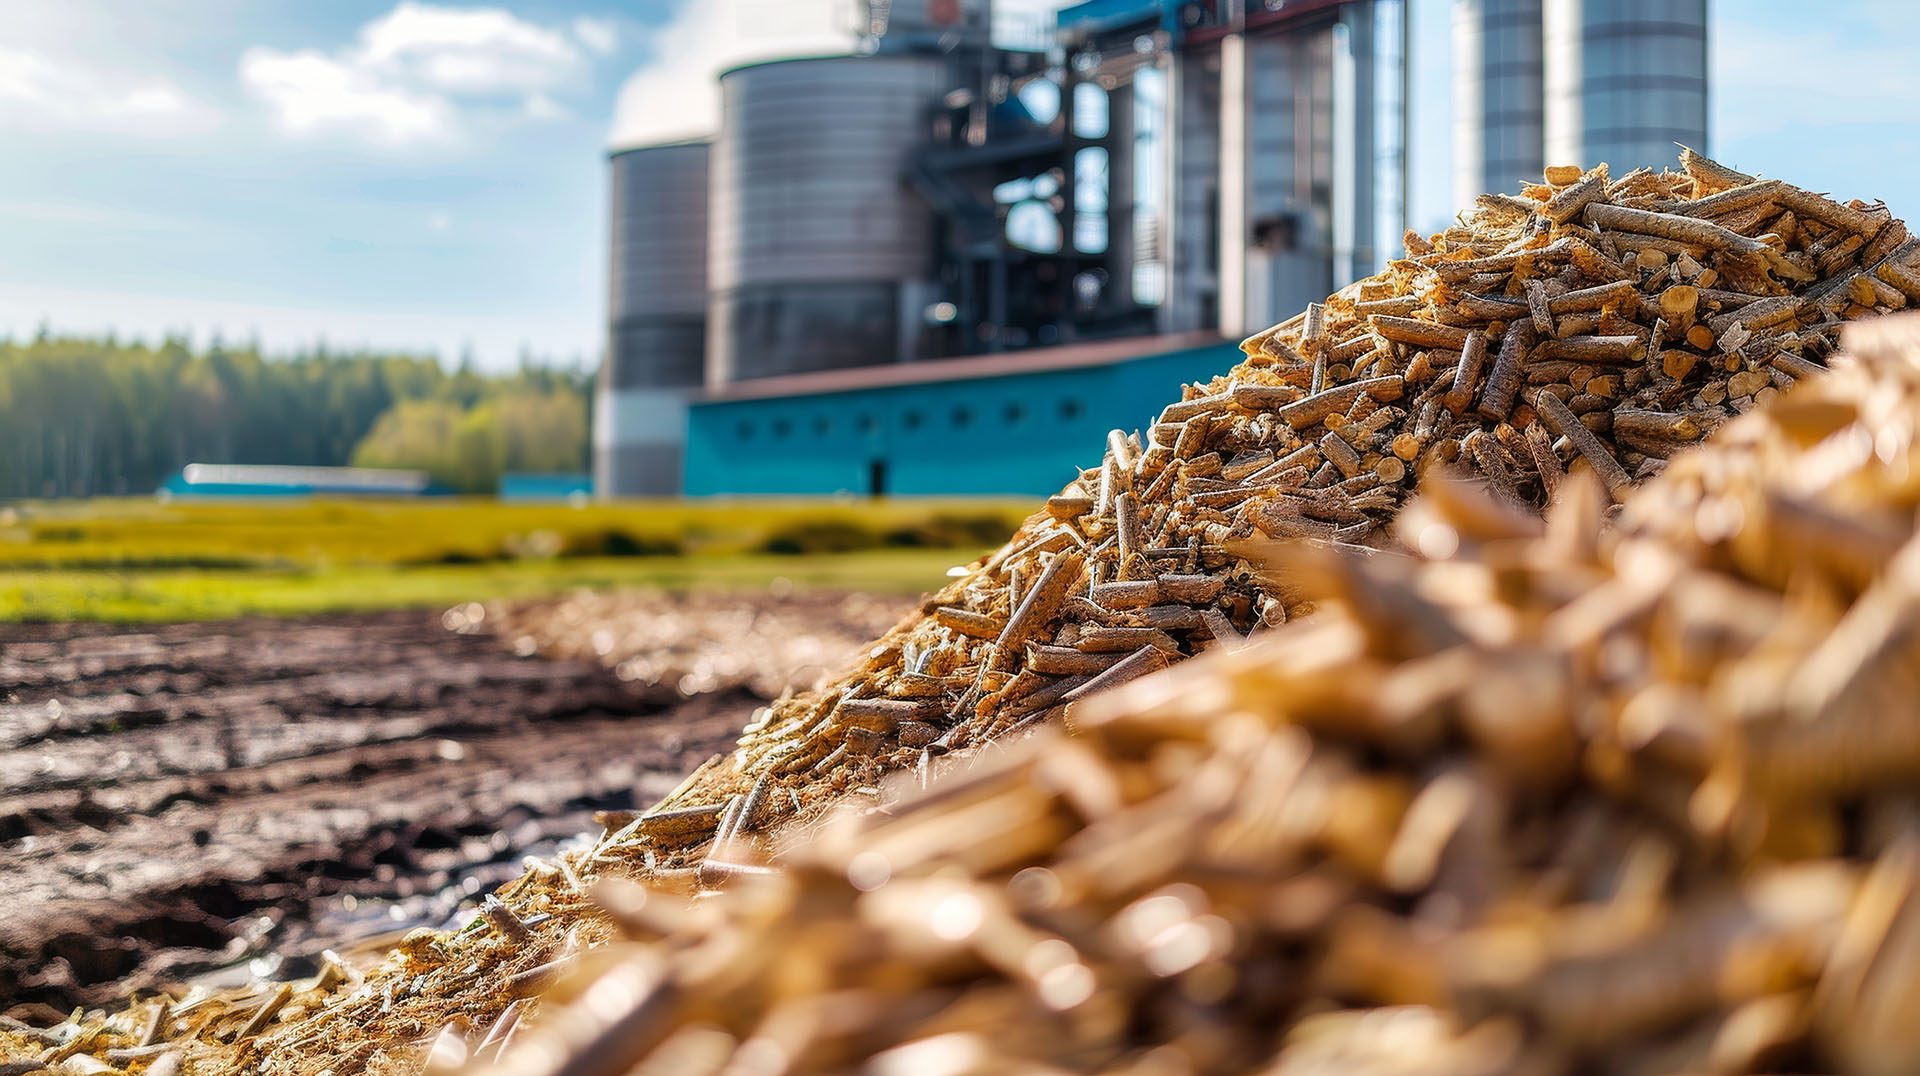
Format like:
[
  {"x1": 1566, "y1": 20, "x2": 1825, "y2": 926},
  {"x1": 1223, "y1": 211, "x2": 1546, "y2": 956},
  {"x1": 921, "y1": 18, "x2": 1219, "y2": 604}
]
[{"x1": 597, "y1": 0, "x2": 1707, "y2": 499}]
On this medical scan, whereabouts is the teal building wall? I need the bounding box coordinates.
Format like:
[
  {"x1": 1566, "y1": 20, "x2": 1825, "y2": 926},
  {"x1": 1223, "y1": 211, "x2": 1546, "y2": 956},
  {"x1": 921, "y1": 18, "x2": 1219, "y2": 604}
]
[{"x1": 684, "y1": 340, "x2": 1242, "y2": 497}]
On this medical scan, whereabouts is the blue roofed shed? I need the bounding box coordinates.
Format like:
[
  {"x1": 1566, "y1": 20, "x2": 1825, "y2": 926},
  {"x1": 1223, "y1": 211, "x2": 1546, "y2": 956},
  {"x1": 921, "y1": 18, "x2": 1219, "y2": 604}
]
[
  {"x1": 684, "y1": 334, "x2": 1239, "y2": 497},
  {"x1": 158, "y1": 464, "x2": 449, "y2": 499}
]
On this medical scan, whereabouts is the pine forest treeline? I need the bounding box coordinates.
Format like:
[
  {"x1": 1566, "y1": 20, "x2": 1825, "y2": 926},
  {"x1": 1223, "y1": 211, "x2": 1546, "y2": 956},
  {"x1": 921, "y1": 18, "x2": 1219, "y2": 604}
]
[{"x1": 0, "y1": 334, "x2": 591, "y2": 497}]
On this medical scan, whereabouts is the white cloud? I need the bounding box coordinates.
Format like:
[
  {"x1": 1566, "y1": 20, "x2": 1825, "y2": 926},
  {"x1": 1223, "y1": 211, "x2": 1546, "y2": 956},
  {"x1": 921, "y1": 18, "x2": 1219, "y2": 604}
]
[
  {"x1": 357, "y1": 3, "x2": 582, "y2": 94},
  {"x1": 0, "y1": 45, "x2": 217, "y2": 137},
  {"x1": 428, "y1": 211, "x2": 452, "y2": 231},
  {"x1": 241, "y1": 2, "x2": 597, "y2": 147},
  {"x1": 523, "y1": 93, "x2": 570, "y2": 121},
  {"x1": 571, "y1": 16, "x2": 619, "y2": 57},
  {"x1": 608, "y1": 0, "x2": 855, "y2": 149},
  {"x1": 240, "y1": 47, "x2": 452, "y2": 144}
]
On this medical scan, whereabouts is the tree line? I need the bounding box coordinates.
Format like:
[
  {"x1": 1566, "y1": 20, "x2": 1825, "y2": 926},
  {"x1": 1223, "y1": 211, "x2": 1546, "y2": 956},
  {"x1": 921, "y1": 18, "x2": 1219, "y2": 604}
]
[{"x1": 0, "y1": 333, "x2": 591, "y2": 498}]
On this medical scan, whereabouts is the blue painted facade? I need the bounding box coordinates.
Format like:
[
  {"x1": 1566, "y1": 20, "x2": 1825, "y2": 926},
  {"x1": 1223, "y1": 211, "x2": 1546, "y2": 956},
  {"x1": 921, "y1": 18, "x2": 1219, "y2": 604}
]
[{"x1": 684, "y1": 340, "x2": 1241, "y2": 497}]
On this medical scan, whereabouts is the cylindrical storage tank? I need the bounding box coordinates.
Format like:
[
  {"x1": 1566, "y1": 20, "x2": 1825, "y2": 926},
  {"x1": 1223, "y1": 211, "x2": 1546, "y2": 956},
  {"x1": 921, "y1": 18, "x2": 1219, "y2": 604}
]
[
  {"x1": 1543, "y1": 0, "x2": 1706, "y2": 174},
  {"x1": 708, "y1": 55, "x2": 948, "y2": 384},
  {"x1": 1452, "y1": 0, "x2": 1544, "y2": 210},
  {"x1": 598, "y1": 140, "x2": 709, "y2": 498}
]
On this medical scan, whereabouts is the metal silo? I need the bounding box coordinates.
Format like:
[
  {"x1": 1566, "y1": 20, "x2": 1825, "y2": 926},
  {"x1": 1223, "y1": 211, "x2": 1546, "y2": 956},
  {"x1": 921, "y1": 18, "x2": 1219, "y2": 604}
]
[
  {"x1": 708, "y1": 55, "x2": 949, "y2": 384},
  {"x1": 1452, "y1": 0, "x2": 1544, "y2": 209},
  {"x1": 598, "y1": 140, "x2": 708, "y2": 498},
  {"x1": 1543, "y1": 0, "x2": 1706, "y2": 173}
]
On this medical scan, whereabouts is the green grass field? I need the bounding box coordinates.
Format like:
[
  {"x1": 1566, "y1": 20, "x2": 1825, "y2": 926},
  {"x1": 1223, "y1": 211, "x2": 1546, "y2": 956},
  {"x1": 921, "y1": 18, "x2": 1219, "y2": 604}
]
[{"x1": 0, "y1": 497, "x2": 1035, "y2": 621}]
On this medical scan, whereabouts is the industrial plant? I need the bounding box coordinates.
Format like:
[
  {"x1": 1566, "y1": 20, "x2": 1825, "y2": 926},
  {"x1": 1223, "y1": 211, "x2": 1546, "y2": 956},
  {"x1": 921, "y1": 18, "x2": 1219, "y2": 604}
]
[{"x1": 596, "y1": 0, "x2": 1708, "y2": 498}]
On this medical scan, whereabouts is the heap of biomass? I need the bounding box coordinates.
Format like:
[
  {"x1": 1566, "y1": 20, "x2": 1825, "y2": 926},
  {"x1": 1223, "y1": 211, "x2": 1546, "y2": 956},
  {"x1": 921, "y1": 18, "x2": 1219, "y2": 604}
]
[
  {"x1": 620, "y1": 150, "x2": 1915, "y2": 884},
  {"x1": 11, "y1": 154, "x2": 1913, "y2": 1075},
  {"x1": 476, "y1": 310, "x2": 1920, "y2": 1074}
]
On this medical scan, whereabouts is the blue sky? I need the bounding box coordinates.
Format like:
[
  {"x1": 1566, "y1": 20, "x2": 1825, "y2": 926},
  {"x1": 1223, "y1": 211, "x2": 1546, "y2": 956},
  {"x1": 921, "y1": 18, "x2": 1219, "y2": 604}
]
[
  {"x1": 0, "y1": 0, "x2": 696, "y2": 368},
  {"x1": 1, "y1": 1, "x2": 1915, "y2": 369}
]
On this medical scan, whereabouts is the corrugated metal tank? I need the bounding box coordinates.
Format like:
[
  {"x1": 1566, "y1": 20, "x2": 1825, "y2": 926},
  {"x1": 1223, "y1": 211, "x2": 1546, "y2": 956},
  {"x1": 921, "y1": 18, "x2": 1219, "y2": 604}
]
[
  {"x1": 608, "y1": 141, "x2": 708, "y2": 383},
  {"x1": 1543, "y1": 0, "x2": 1706, "y2": 172},
  {"x1": 598, "y1": 140, "x2": 709, "y2": 498},
  {"x1": 1452, "y1": 0, "x2": 1544, "y2": 208},
  {"x1": 707, "y1": 55, "x2": 949, "y2": 384}
]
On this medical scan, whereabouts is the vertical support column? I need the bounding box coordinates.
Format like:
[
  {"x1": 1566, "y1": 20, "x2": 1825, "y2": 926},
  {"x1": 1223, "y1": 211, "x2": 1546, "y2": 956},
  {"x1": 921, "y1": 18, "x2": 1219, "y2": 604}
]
[
  {"x1": 1365, "y1": 0, "x2": 1410, "y2": 266},
  {"x1": 1106, "y1": 80, "x2": 1136, "y2": 316},
  {"x1": 1400, "y1": 0, "x2": 1411, "y2": 245},
  {"x1": 1218, "y1": 30, "x2": 1253, "y2": 337},
  {"x1": 1454, "y1": 0, "x2": 1544, "y2": 210},
  {"x1": 1332, "y1": 12, "x2": 1366, "y2": 288},
  {"x1": 1333, "y1": 21, "x2": 1355, "y2": 287},
  {"x1": 1540, "y1": 0, "x2": 1582, "y2": 169},
  {"x1": 1161, "y1": 48, "x2": 1220, "y2": 335},
  {"x1": 1060, "y1": 65, "x2": 1078, "y2": 275},
  {"x1": 1252, "y1": 29, "x2": 1302, "y2": 330},
  {"x1": 1353, "y1": 2, "x2": 1378, "y2": 280}
]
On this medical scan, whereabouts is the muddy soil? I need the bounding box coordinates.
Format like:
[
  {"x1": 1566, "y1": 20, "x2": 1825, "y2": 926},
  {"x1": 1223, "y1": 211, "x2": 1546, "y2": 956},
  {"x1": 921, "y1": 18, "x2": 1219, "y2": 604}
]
[{"x1": 0, "y1": 593, "x2": 906, "y2": 1012}]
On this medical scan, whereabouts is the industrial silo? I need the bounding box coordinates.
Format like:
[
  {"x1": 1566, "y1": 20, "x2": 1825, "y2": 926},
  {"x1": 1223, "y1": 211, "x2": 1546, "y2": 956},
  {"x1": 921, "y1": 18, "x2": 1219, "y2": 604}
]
[
  {"x1": 1452, "y1": 0, "x2": 1544, "y2": 209},
  {"x1": 707, "y1": 54, "x2": 950, "y2": 384},
  {"x1": 597, "y1": 140, "x2": 708, "y2": 498},
  {"x1": 1543, "y1": 0, "x2": 1706, "y2": 173}
]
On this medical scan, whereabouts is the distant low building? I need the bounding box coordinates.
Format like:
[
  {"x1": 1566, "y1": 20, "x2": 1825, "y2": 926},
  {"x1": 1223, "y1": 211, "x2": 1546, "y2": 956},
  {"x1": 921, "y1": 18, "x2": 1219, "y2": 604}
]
[
  {"x1": 499, "y1": 473, "x2": 593, "y2": 503},
  {"x1": 157, "y1": 464, "x2": 450, "y2": 499},
  {"x1": 684, "y1": 334, "x2": 1237, "y2": 497}
]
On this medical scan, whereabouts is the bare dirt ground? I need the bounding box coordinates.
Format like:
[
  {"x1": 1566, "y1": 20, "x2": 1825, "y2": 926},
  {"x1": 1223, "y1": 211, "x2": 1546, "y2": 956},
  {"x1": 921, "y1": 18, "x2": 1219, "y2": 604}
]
[{"x1": 0, "y1": 591, "x2": 909, "y2": 1012}]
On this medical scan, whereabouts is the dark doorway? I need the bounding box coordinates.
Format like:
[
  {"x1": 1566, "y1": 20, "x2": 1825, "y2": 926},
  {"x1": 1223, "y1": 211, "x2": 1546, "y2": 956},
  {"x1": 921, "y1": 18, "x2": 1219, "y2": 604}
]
[{"x1": 868, "y1": 458, "x2": 888, "y2": 498}]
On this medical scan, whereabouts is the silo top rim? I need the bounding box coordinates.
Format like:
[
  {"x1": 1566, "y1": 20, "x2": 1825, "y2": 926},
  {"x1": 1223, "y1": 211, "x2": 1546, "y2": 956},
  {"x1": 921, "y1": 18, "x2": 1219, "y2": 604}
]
[
  {"x1": 606, "y1": 136, "x2": 712, "y2": 160},
  {"x1": 717, "y1": 52, "x2": 937, "y2": 80}
]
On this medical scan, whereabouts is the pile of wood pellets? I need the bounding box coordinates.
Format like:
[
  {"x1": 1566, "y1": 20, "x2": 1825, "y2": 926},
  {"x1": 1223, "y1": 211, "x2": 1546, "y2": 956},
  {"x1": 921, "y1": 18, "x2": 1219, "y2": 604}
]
[
  {"x1": 11, "y1": 153, "x2": 1916, "y2": 1075},
  {"x1": 620, "y1": 148, "x2": 1915, "y2": 884},
  {"x1": 468, "y1": 310, "x2": 1920, "y2": 1075}
]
